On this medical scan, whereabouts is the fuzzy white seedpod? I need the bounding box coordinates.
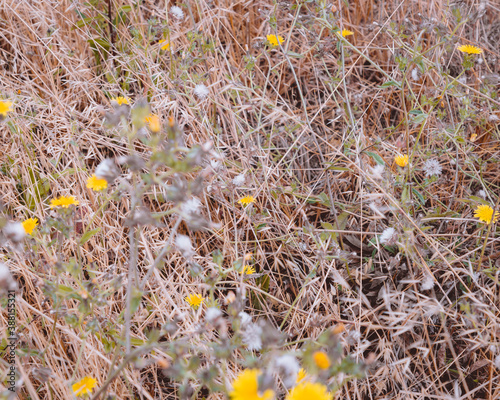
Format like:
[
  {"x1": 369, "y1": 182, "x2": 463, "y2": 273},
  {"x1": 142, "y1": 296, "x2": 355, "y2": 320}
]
[
  {"x1": 369, "y1": 164, "x2": 385, "y2": 180},
  {"x1": 205, "y1": 307, "x2": 223, "y2": 325},
  {"x1": 274, "y1": 355, "x2": 300, "y2": 388},
  {"x1": 477, "y1": 190, "x2": 487, "y2": 199},
  {"x1": 170, "y1": 6, "x2": 184, "y2": 20},
  {"x1": 423, "y1": 158, "x2": 442, "y2": 177},
  {"x1": 181, "y1": 198, "x2": 201, "y2": 215},
  {"x1": 0, "y1": 263, "x2": 17, "y2": 292},
  {"x1": 95, "y1": 158, "x2": 120, "y2": 183},
  {"x1": 420, "y1": 274, "x2": 435, "y2": 291},
  {"x1": 379, "y1": 227, "x2": 397, "y2": 246},
  {"x1": 194, "y1": 84, "x2": 209, "y2": 100},
  {"x1": 232, "y1": 173, "x2": 245, "y2": 186},
  {"x1": 242, "y1": 322, "x2": 263, "y2": 351},
  {"x1": 3, "y1": 222, "x2": 25, "y2": 243},
  {"x1": 495, "y1": 354, "x2": 500, "y2": 370},
  {"x1": 238, "y1": 311, "x2": 252, "y2": 327},
  {"x1": 175, "y1": 234, "x2": 194, "y2": 257},
  {"x1": 411, "y1": 68, "x2": 419, "y2": 81},
  {"x1": 210, "y1": 159, "x2": 221, "y2": 171}
]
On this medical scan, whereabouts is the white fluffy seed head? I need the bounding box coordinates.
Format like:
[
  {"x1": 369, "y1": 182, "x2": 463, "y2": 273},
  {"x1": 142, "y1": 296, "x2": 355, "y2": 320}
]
[
  {"x1": 170, "y1": 6, "x2": 184, "y2": 20},
  {"x1": 423, "y1": 158, "x2": 443, "y2": 177},
  {"x1": 232, "y1": 173, "x2": 245, "y2": 186},
  {"x1": 175, "y1": 235, "x2": 194, "y2": 257},
  {"x1": 194, "y1": 84, "x2": 209, "y2": 100},
  {"x1": 379, "y1": 227, "x2": 397, "y2": 246},
  {"x1": 3, "y1": 222, "x2": 26, "y2": 243},
  {"x1": 181, "y1": 198, "x2": 201, "y2": 215},
  {"x1": 242, "y1": 322, "x2": 263, "y2": 351},
  {"x1": 421, "y1": 274, "x2": 435, "y2": 291}
]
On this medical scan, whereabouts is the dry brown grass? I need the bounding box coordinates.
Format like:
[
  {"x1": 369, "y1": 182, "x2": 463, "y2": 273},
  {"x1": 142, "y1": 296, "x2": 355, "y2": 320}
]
[{"x1": 1, "y1": 0, "x2": 500, "y2": 399}]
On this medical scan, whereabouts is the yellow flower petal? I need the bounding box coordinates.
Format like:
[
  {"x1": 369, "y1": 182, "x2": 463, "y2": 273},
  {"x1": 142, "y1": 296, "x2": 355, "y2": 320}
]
[
  {"x1": 111, "y1": 96, "x2": 130, "y2": 106},
  {"x1": 266, "y1": 34, "x2": 284, "y2": 47},
  {"x1": 0, "y1": 100, "x2": 13, "y2": 117},
  {"x1": 238, "y1": 196, "x2": 255, "y2": 206},
  {"x1": 394, "y1": 154, "x2": 409, "y2": 167},
  {"x1": 341, "y1": 29, "x2": 354, "y2": 37},
  {"x1": 474, "y1": 204, "x2": 499, "y2": 224},
  {"x1": 242, "y1": 265, "x2": 256, "y2": 275},
  {"x1": 457, "y1": 44, "x2": 482, "y2": 55},
  {"x1": 185, "y1": 293, "x2": 204, "y2": 309},
  {"x1": 159, "y1": 39, "x2": 170, "y2": 51},
  {"x1": 145, "y1": 114, "x2": 161, "y2": 133},
  {"x1": 86, "y1": 175, "x2": 108, "y2": 191},
  {"x1": 230, "y1": 369, "x2": 274, "y2": 400},
  {"x1": 22, "y1": 218, "x2": 39, "y2": 235},
  {"x1": 72, "y1": 376, "x2": 97, "y2": 396},
  {"x1": 286, "y1": 381, "x2": 330, "y2": 400},
  {"x1": 50, "y1": 196, "x2": 79, "y2": 209},
  {"x1": 313, "y1": 351, "x2": 330, "y2": 369}
]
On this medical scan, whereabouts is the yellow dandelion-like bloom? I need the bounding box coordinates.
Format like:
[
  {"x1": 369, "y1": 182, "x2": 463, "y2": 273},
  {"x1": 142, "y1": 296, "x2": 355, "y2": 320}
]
[
  {"x1": 185, "y1": 293, "x2": 204, "y2": 309},
  {"x1": 340, "y1": 29, "x2": 354, "y2": 37},
  {"x1": 145, "y1": 114, "x2": 161, "y2": 133},
  {"x1": 286, "y1": 381, "x2": 330, "y2": 400},
  {"x1": 296, "y1": 368, "x2": 308, "y2": 383},
  {"x1": 0, "y1": 100, "x2": 13, "y2": 117},
  {"x1": 474, "y1": 205, "x2": 499, "y2": 225},
  {"x1": 72, "y1": 376, "x2": 97, "y2": 396},
  {"x1": 50, "y1": 196, "x2": 79, "y2": 209},
  {"x1": 457, "y1": 44, "x2": 482, "y2": 55},
  {"x1": 238, "y1": 196, "x2": 255, "y2": 206},
  {"x1": 469, "y1": 133, "x2": 478, "y2": 142},
  {"x1": 86, "y1": 174, "x2": 108, "y2": 191},
  {"x1": 22, "y1": 218, "x2": 39, "y2": 235},
  {"x1": 229, "y1": 369, "x2": 274, "y2": 400},
  {"x1": 242, "y1": 265, "x2": 256, "y2": 275},
  {"x1": 394, "y1": 154, "x2": 409, "y2": 167},
  {"x1": 111, "y1": 96, "x2": 130, "y2": 106},
  {"x1": 159, "y1": 39, "x2": 170, "y2": 51},
  {"x1": 313, "y1": 351, "x2": 330, "y2": 369},
  {"x1": 266, "y1": 34, "x2": 284, "y2": 47}
]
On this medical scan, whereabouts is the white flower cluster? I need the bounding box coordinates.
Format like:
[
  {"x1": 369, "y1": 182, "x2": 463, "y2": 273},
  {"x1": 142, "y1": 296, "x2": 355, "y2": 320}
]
[{"x1": 423, "y1": 158, "x2": 442, "y2": 177}]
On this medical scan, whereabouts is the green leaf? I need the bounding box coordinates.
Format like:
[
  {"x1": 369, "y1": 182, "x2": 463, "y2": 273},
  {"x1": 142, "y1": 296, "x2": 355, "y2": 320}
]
[
  {"x1": 286, "y1": 51, "x2": 304, "y2": 58},
  {"x1": 379, "y1": 80, "x2": 401, "y2": 89},
  {"x1": 411, "y1": 188, "x2": 426, "y2": 206},
  {"x1": 365, "y1": 151, "x2": 385, "y2": 166},
  {"x1": 79, "y1": 228, "x2": 101, "y2": 245}
]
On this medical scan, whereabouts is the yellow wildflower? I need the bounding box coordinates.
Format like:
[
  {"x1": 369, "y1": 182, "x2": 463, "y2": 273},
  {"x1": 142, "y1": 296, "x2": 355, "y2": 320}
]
[
  {"x1": 457, "y1": 44, "x2": 482, "y2": 55},
  {"x1": 340, "y1": 29, "x2": 354, "y2": 37},
  {"x1": 159, "y1": 39, "x2": 170, "y2": 51},
  {"x1": 0, "y1": 100, "x2": 13, "y2": 117},
  {"x1": 286, "y1": 381, "x2": 330, "y2": 400},
  {"x1": 22, "y1": 218, "x2": 39, "y2": 235},
  {"x1": 313, "y1": 351, "x2": 330, "y2": 369},
  {"x1": 229, "y1": 369, "x2": 274, "y2": 400},
  {"x1": 266, "y1": 34, "x2": 284, "y2": 47},
  {"x1": 238, "y1": 196, "x2": 255, "y2": 206},
  {"x1": 111, "y1": 96, "x2": 130, "y2": 106},
  {"x1": 469, "y1": 133, "x2": 478, "y2": 142},
  {"x1": 86, "y1": 174, "x2": 108, "y2": 191},
  {"x1": 72, "y1": 376, "x2": 97, "y2": 396},
  {"x1": 394, "y1": 154, "x2": 409, "y2": 167},
  {"x1": 474, "y1": 205, "x2": 499, "y2": 225},
  {"x1": 242, "y1": 265, "x2": 256, "y2": 275},
  {"x1": 145, "y1": 114, "x2": 161, "y2": 133},
  {"x1": 185, "y1": 293, "x2": 204, "y2": 309},
  {"x1": 296, "y1": 368, "x2": 308, "y2": 383},
  {"x1": 50, "y1": 196, "x2": 79, "y2": 209}
]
